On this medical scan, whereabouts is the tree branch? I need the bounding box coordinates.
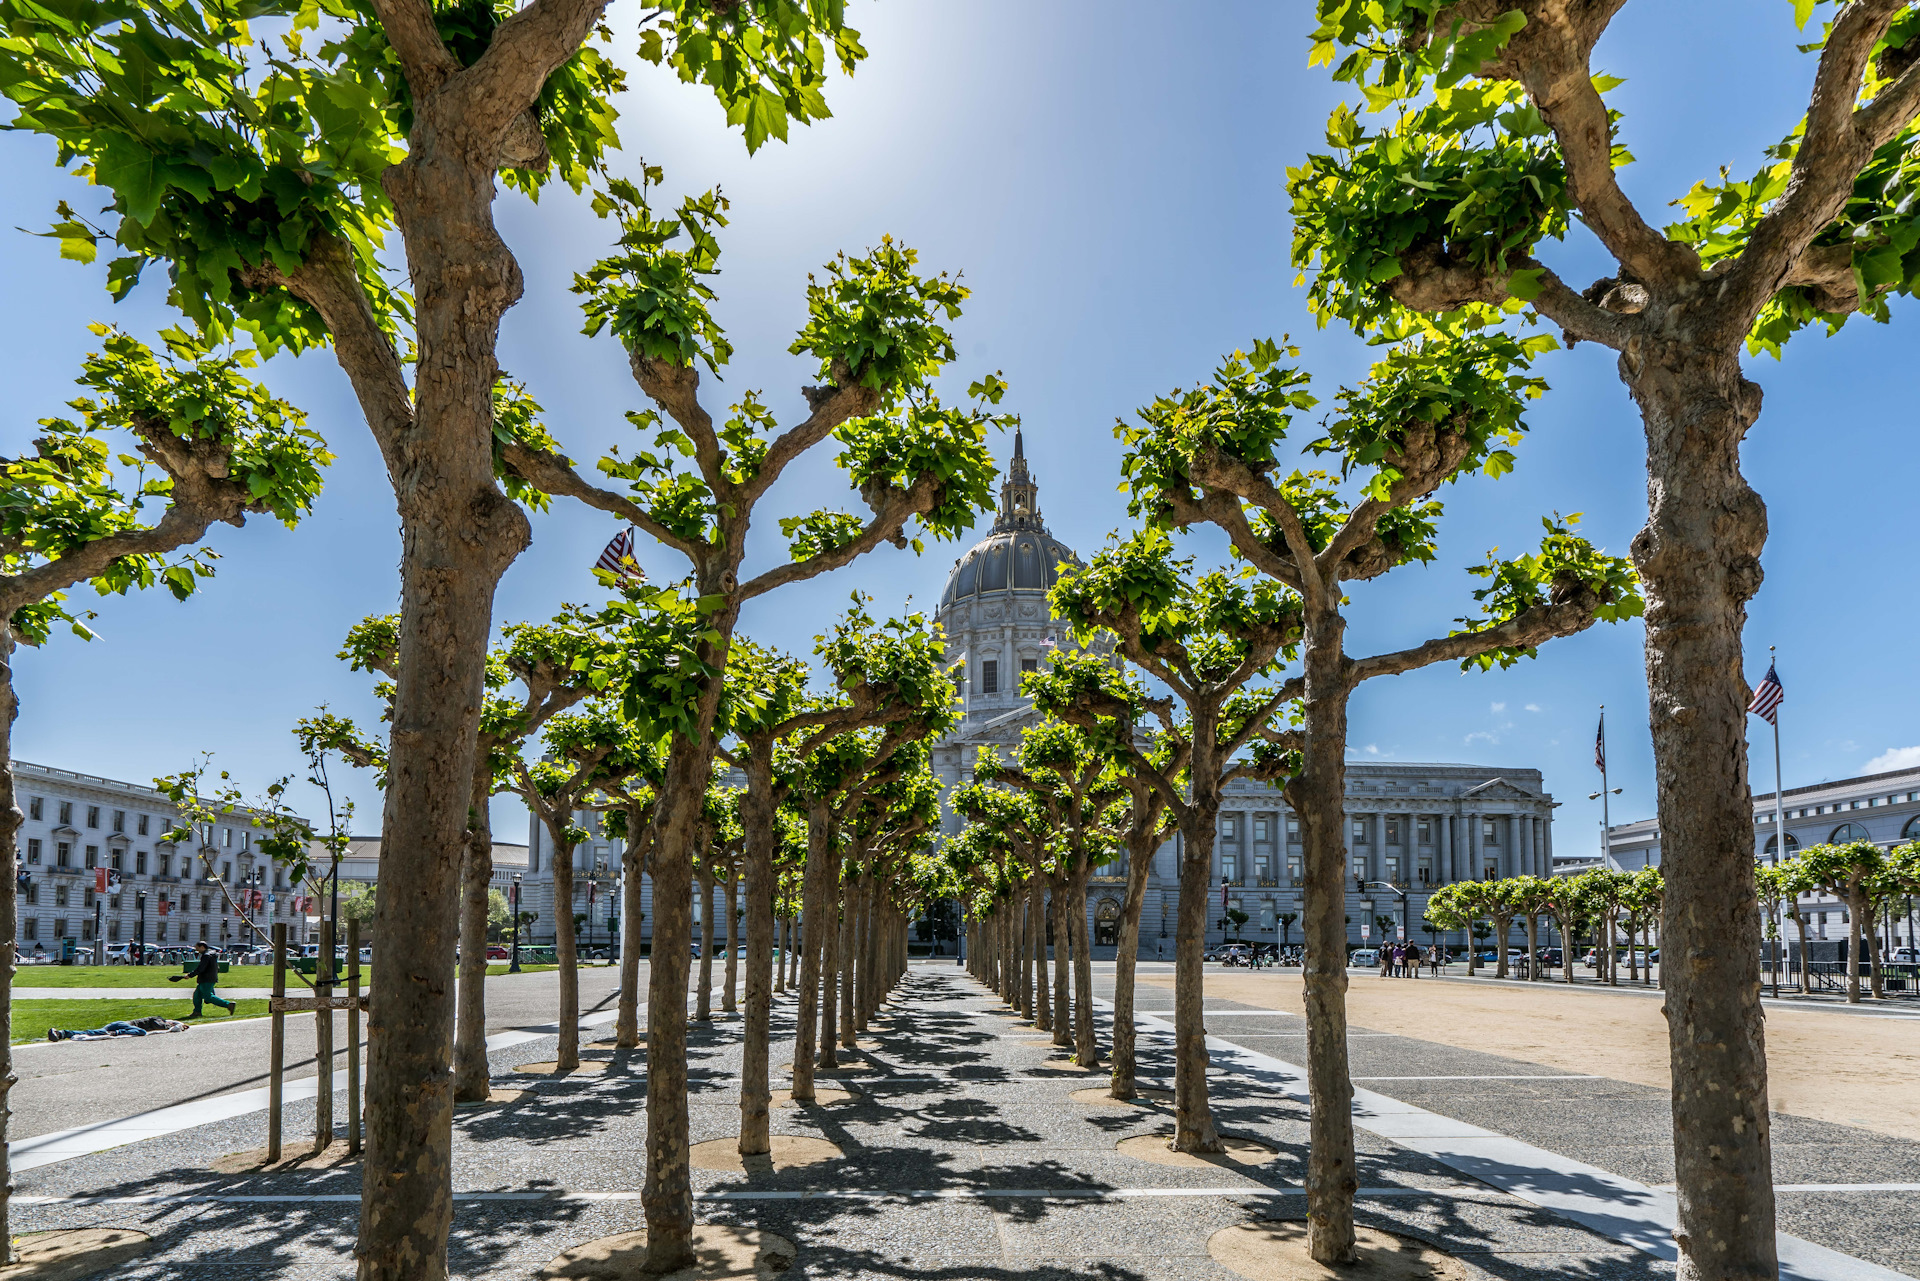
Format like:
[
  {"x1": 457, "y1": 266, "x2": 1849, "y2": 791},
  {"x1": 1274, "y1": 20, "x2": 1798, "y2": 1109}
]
[
  {"x1": 738, "y1": 361, "x2": 880, "y2": 504},
  {"x1": 456, "y1": 0, "x2": 611, "y2": 144},
  {"x1": 366, "y1": 0, "x2": 462, "y2": 99},
  {"x1": 737, "y1": 477, "x2": 934, "y2": 603},
  {"x1": 1349, "y1": 591, "x2": 1603, "y2": 685},
  {"x1": 495, "y1": 440, "x2": 704, "y2": 560}
]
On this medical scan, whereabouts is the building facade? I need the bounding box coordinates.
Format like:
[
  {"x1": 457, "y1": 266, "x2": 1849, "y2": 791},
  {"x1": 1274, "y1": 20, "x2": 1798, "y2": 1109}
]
[
  {"x1": 930, "y1": 438, "x2": 1559, "y2": 956},
  {"x1": 13, "y1": 760, "x2": 317, "y2": 954},
  {"x1": 1579, "y1": 764, "x2": 1920, "y2": 949}
]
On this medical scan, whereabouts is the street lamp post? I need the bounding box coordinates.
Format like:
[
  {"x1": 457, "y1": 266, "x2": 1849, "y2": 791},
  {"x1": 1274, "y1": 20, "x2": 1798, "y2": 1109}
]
[
  {"x1": 1361, "y1": 879, "x2": 1409, "y2": 948},
  {"x1": 509, "y1": 874, "x2": 523, "y2": 974},
  {"x1": 134, "y1": 890, "x2": 146, "y2": 965}
]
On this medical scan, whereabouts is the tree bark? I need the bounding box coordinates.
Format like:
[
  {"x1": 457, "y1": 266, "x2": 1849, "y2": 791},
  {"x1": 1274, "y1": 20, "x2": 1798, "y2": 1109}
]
[
  {"x1": 792, "y1": 803, "x2": 830, "y2": 1099},
  {"x1": 1109, "y1": 827, "x2": 1155, "y2": 1099},
  {"x1": 553, "y1": 836, "x2": 580, "y2": 1072},
  {"x1": 1632, "y1": 350, "x2": 1777, "y2": 1281},
  {"x1": 816, "y1": 842, "x2": 844, "y2": 1070},
  {"x1": 1050, "y1": 881, "x2": 1071, "y2": 1049},
  {"x1": 1031, "y1": 878, "x2": 1051, "y2": 1030},
  {"x1": 642, "y1": 764, "x2": 698, "y2": 1274},
  {"x1": 723, "y1": 863, "x2": 739, "y2": 1015},
  {"x1": 1070, "y1": 871, "x2": 1097, "y2": 1067},
  {"x1": 1525, "y1": 914, "x2": 1540, "y2": 985},
  {"x1": 695, "y1": 858, "x2": 715, "y2": 1021},
  {"x1": 1172, "y1": 807, "x2": 1222, "y2": 1153},
  {"x1": 615, "y1": 818, "x2": 648, "y2": 1049},
  {"x1": 739, "y1": 746, "x2": 776, "y2": 1155},
  {"x1": 452, "y1": 769, "x2": 495, "y2": 1103},
  {"x1": 836, "y1": 876, "x2": 857, "y2": 1049}
]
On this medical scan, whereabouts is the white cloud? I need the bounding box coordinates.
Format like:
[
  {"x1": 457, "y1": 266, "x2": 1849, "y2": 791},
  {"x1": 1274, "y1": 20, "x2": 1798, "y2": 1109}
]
[
  {"x1": 1464, "y1": 731, "x2": 1498, "y2": 745},
  {"x1": 1865, "y1": 745, "x2": 1920, "y2": 773},
  {"x1": 1491, "y1": 702, "x2": 1506, "y2": 713},
  {"x1": 1524, "y1": 703, "x2": 1542, "y2": 713}
]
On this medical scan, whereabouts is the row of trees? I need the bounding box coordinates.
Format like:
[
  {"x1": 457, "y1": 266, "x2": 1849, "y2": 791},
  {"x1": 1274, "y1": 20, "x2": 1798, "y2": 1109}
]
[
  {"x1": 1428, "y1": 866, "x2": 1665, "y2": 985},
  {"x1": 1, "y1": 2, "x2": 1915, "y2": 1278},
  {"x1": 1758, "y1": 840, "x2": 1920, "y2": 1002}
]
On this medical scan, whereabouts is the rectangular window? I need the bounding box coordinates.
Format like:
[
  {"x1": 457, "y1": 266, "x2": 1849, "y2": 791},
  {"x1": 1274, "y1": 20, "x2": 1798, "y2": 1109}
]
[
  {"x1": 1287, "y1": 855, "x2": 1302, "y2": 881},
  {"x1": 1254, "y1": 816, "x2": 1270, "y2": 840},
  {"x1": 81, "y1": 919, "x2": 93, "y2": 941},
  {"x1": 109, "y1": 894, "x2": 120, "y2": 911},
  {"x1": 56, "y1": 842, "x2": 70, "y2": 867},
  {"x1": 58, "y1": 801, "x2": 71, "y2": 825},
  {"x1": 1351, "y1": 858, "x2": 1367, "y2": 886},
  {"x1": 1286, "y1": 817, "x2": 1300, "y2": 842},
  {"x1": 201, "y1": 895, "x2": 212, "y2": 914},
  {"x1": 27, "y1": 797, "x2": 41, "y2": 821},
  {"x1": 1417, "y1": 818, "x2": 1432, "y2": 844},
  {"x1": 1254, "y1": 854, "x2": 1271, "y2": 883},
  {"x1": 159, "y1": 854, "x2": 171, "y2": 877},
  {"x1": 86, "y1": 805, "x2": 99, "y2": 829},
  {"x1": 1351, "y1": 819, "x2": 1367, "y2": 843},
  {"x1": 221, "y1": 863, "x2": 232, "y2": 883},
  {"x1": 24, "y1": 884, "x2": 36, "y2": 905},
  {"x1": 1482, "y1": 820, "x2": 1499, "y2": 843},
  {"x1": 22, "y1": 918, "x2": 35, "y2": 941},
  {"x1": 1385, "y1": 856, "x2": 1401, "y2": 884},
  {"x1": 83, "y1": 888, "x2": 94, "y2": 908},
  {"x1": 108, "y1": 921, "x2": 120, "y2": 941},
  {"x1": 1483, "y1": 860, "x2": 1499, "y2": 880},
  {"x1": 85, "y1": 846, "x2": 97, "y2": 869},
  {"x1": 199, "y1": 923, "x2": 209, "y2": 942},
  {"x1": 980, "y1": 660, "x2": 998, "y2": 695},
  {"x1": 136, "y1": 851, "x2": 147, "y2": 874},
  {"x1": 1221, "y1": 854, "x2": 1239, "y2": 883},
  {"x1": 110, "y1": 849, "x2": 123, "y2": 871},
  {"x1": 25, "y1": 839, "x2": 39, "y2": 865},
  {"x1": 112, "y1": 810, "x2": 125, "y2": 832},
  {"x1": 1020, "y1": 657, "x2": 1037, "y2": 674},
  {"x1": 54, "y1": 885, "x2": 68, "y2": 908},
  {"x1": 223, "y1": 827, "x2": 232, "y2": 847},
  {"x1": 1386, "y1": 818, "x2": 1402, "y2": 844},
  {"x1": 137, "y1": 814, "x2": 149, "y2": 836},
  {"x1": 1222, "y1": 816, "x2": 1237, "y2": 838},
  {"x1": 1417, "y1": 858, "x2": 1432, "y2": 885}
]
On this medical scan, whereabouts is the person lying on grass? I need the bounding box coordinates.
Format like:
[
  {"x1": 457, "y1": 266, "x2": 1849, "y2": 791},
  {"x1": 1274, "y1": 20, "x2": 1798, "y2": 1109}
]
[{"x1": 46, "y1": 1016, "x2": 192, "y2": 1041}]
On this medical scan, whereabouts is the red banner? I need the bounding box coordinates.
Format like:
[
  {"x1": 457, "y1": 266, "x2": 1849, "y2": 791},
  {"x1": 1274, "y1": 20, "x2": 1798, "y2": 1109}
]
[{"x1": 95, "y1": 868, "x2": 107, "y2": 893}]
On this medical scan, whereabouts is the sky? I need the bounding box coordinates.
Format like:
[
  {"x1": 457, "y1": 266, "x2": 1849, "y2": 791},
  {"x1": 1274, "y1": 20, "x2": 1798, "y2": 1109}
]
[{"x1": 3, "y1": 0, "x2": 1915, "y2": 859}]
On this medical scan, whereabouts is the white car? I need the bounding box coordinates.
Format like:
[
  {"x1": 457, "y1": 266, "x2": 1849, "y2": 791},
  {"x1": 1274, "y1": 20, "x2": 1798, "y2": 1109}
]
[{"x1": 1349, "y1": 949, "x2": 1379, "y2": 968}]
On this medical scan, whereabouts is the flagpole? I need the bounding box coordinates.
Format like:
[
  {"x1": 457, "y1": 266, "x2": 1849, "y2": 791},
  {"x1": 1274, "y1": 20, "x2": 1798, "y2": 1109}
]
[
  {"x1": 1769, "y1": 645, "x2": 1788, "y2": 989},
  {"x1": 1599, "y1": 706, "x2": 1617, "y2": 872}
]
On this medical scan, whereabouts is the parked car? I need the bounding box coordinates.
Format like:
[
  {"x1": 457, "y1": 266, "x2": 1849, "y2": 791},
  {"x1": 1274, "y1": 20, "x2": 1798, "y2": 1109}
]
[
  {"x1": 487, "y1": 945, "x2": 510, "y2": 961},
  {"x1": 1583, "y1": 948, "x2": 1654, "y2": 969},
  {"x1": 1349, "y1": 948, "x2": 1379, "y2": 968},
  {"x1": 1891, "y1": 947, "x2": 1920, "y2": 965}
]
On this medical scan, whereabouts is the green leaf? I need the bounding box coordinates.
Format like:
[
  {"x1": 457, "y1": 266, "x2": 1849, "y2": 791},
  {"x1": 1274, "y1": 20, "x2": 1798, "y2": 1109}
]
[{"x1": 1506, "y1": 267, "x2": 1544, "y2": 300}]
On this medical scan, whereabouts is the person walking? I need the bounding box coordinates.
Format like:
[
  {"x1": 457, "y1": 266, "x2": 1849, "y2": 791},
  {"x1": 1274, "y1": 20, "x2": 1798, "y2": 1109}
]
[{"x1": 170, "y1": 940, "x2": 236, "y2": 1017}]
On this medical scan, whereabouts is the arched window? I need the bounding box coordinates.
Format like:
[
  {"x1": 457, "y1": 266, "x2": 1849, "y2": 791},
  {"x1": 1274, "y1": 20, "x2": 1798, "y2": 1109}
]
[
  {"x1": 1903, "y1": 814, "x2": 1920, "y2": 841},
  {"x1": 1830, "y1": 822, "x2": 1872, "y2": 844},
  {"x1": 1763, "y1": 833, "x2": 1799, "y2": 856}
]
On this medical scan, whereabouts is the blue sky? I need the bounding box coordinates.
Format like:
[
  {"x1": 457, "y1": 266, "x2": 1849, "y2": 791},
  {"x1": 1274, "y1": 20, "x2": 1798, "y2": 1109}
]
[{"x1": 4, "y1": 0, "x2": 1915, "y2": 857}]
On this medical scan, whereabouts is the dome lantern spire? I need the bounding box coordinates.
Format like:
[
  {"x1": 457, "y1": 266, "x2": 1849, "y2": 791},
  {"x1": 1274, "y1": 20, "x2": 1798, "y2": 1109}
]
[{"x1": 994, "y1": 425, "x2": 1040, "y2": 532}]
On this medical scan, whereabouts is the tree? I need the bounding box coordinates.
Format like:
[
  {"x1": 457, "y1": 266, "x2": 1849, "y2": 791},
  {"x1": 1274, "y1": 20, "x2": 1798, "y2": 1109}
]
[
  {"x1": 1111, "y1": 330, "x2": 1638, "y2": 1260},
  {"x1": 1293, "y1": 9, "x2": 1920, "y2": 1272},
  {"x1": 1280, "y1": 911, "x2": 1300, "y2": 949},
  {"x1": 1044, "y1": 531, "x2": 1302, "y2": 1153},
  {"x1": 340, "y1": 881, "x2": 379, "y2": 931},
  {"x1": 0, "y1": 331, "x2": 327, "y2": 1257},
  {"x1": 0, "y1": 3, "x2": 877, "y2": 1271},
  {"x1": 486, "y1": 889, "x2": 510, "y2": 942}
]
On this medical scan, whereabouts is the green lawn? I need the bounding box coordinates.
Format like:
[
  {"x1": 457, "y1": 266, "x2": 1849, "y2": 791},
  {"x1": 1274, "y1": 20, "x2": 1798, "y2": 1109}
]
[
  {"x1": 10, "y1": 965, "x2": 348, "y2": 988},
  {"x1": 12, "y1": 998, "x2": 273, "y2": 1043},
  {"x1": 485, "y1": 964, "x2": 559, "y2": 976}
]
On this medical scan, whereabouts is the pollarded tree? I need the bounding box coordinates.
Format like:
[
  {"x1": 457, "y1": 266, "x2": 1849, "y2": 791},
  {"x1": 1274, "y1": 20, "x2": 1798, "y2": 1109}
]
[
  {"x1": 948, "y1": 782, "x2": 1048, "y2": 1019},
  {"x1": 498, "y1": 172, "x2": 1004, "y2": 1271},
  {"x1": 1293, "y1": 9, "x2": 1920, "y2": 1271},
  {"x1": 304, "y1": 602, "x2": 617, "y2": 1101},
  {"x1": 0, "y1": 6, "x2": 876, "y2": 1270},
  {"x1": 1043, "y1": 532, "x2": 1302, "y2": 1153},
  {"x1": 0, "y1": 331, "x2": 327, "y2": 1257},
  {"x1": 1116, "y1": 334, "x2": 1638, "y2": 1262},
  {"x1": 1507, "y1": 876, "x2": 1555, "y2": 982}
]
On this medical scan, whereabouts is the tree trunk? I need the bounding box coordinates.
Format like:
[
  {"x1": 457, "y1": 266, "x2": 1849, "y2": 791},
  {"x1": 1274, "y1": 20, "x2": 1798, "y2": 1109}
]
[
  {"x1": 739, "y1": 747, "x2": 776, "y2": 1155},
  {"x1": 1109, "y1": 826, "x2": 1155, "y2": 1099},
  {"x1": 723, "y1": 864, "x2": 739, "y2": 1016},
  {"x1": 1050, "y1": 881, "x2": 1071, "y2": 1049},
  {"x1": 452, "y1": 769, "x2": 494, "y2": 1103},
  {"x1": 1070, "y1": 871, "x2": 1097, "y2": 1067},
  {"x1": 1030, "y1": 876, "x2": 1049, "y2": 1030},
  {"x1": 0, "y1": 628, "x2": 22, "y2": 1263},
  {"x1": 1171, "y1": 805, "x2": 1222, "y2": 1153},
  {"x1": 816, "y1": 843, "x2": 843, "y2": 1069},
  {"x1": 791, "y1": 802, "x2": 831, "y2": 1100},
  {"x1": 553, "y1": 836, "x2": 580, "y2": 1072},
  {"x1": 1291, "y1": 619, "x2": 1358, "y2": 1265},
  {"x1": 1494, "y1": 916, "x2": 1511, "y2": 979},
  {"x1": 1525, "y1": 914, "x2": 1539, "y2": 983},
  {"x1": 775, "y1": 916, "x2": 788, "y2": 995},
  {"x1": 837, "y1": 876, "x2": 857, "y2": 1049},
  {"x1": 696, "y1": 859, "x2": 715, "y2": 1021},
  {"x1": 852, "y1": 877, "x2": 870, "y2": 1029},
  {"x1": 1795, "y1": 898, "x2": 1811, "y2": 997},
  {"x1": 1633, "y1": 351, "x2": 1777, "y2": 1281},
  {"x1": 355, "y1": 105, "x2": 535, "y2": 1281},
  {"x1": 642, "y1": 767, "x2": 699, "y2": 1274},
  {"x1": 615, "y1": 818, "x2": 648, "y2": 1049}
]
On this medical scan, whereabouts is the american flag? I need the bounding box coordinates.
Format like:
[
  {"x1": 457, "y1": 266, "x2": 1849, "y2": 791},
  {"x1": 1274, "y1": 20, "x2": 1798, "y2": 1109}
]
[
  {"x1": 594, "y1": 528, "x2": 645, "y2": 581},
  {"x1": 1594, "y1": 714, "x2": 1606, "y2": 774},
  {"x1": 1748, "y1": 662, "x2": 1785, "y2": 725}
]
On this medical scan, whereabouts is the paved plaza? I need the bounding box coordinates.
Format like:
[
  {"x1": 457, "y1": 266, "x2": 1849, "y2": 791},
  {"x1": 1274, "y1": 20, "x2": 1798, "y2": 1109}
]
[{"x1": 8, "y1": 964, "x2": 1916, "y2": 1279}]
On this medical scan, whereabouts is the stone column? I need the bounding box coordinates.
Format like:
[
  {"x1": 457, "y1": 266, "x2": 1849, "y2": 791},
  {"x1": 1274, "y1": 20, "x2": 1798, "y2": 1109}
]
[
  {"x1": 1516, "y1": 813, "x2": 1529, "y2": 877},
  {"x1": 1466, "y1": 812, "x2": 1480, "y2": 880}
]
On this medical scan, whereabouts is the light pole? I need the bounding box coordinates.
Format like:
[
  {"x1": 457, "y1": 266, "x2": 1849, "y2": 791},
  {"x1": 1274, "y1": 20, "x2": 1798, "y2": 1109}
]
[
  {"x1": 509, "y1": 874, "x2": 523, "y2": 974},
  {"x1": 1361, "y1": 879, "x2": 1409, "y2": 947},
  {"x1": 134, "y1": 889, "x2": 146, "y2": 965}
]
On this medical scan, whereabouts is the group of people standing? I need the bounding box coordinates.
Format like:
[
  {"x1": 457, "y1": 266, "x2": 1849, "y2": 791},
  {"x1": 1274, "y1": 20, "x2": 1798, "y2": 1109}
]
[{"x1": 1376, "y1": 941, "x2": 1444, "y2": 978}]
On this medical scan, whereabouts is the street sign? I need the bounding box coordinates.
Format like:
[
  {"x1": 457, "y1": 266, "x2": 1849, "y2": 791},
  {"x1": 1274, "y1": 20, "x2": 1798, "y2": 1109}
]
[
  {"x1": 1360, "y1": 920, "x2": 1370, "y2": 941},
  {"x1": 1396, "y1": 923, "x2": 1405, "y2": 940}
]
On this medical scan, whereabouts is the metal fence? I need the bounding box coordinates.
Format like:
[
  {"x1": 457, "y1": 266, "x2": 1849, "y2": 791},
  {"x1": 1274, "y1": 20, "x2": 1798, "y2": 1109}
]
[{"x1": 1763, "y1": 959, "x2": 1920, "y2": 997}]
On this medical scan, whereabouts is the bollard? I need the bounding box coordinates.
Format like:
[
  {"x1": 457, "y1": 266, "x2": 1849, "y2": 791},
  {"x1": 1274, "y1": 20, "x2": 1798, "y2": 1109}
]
[
  {"x1": 347, "y1": 919, "x2": 362, "y2": 1156},
  {"x1": 268, "y1": 922, "x2": 286, "y2": 1163},
  {"x1": 315, "y1": 918, "x2": 334, "y2": 1151}
]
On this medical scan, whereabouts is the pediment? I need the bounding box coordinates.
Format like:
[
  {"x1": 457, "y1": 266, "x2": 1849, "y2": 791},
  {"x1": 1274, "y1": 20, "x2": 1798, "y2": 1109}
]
[{"x1": 1461, "y1": 777, "x2": 1535, "y2": 802}]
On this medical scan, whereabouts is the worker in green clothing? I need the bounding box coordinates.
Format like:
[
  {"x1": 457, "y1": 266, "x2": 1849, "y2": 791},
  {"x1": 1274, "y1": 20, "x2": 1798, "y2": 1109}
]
[{"x1": 170, "y1": 940, "x2": 237, "y2": 1016}]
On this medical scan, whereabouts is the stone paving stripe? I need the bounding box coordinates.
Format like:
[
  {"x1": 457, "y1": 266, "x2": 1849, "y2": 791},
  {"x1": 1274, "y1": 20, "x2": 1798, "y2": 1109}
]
[
  {"x1": 1350, "y1": 1075, "x2": 1603, "y2": 1081},
  {"x1": 1105, "y1": 999, "x2": 1910, "y2": 1281},
  {"x1": 11, "y1": 1185, "x2": 1469, "y2": 1207}
]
